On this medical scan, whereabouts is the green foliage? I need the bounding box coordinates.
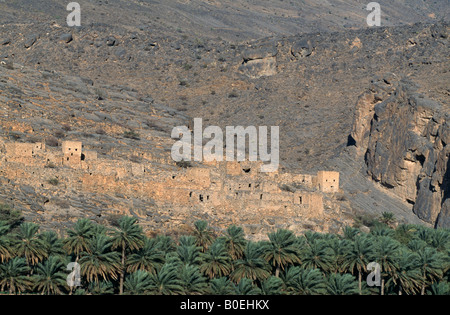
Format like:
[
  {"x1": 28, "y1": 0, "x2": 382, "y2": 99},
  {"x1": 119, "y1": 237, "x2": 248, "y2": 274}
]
[
  {"x1": 301, "y1": 239, "x2": 334, "y2": 272},
  {"x1": 79, "y1": 234, "x2": 121, "y2": 283},
  {"x1": 111, "y1": 216, "x2": 145, "y2": 253},
  {"x1": 0, "y1": 217, "x2": 448, "y2": 295},
  {"x1": 180, "y1": 264, "x2": 208, "y2": 294},
  {"x1": 64, "y1": 218, "x2": 95, "y2": 258},
  {"x1": 148, "y1": 261, "x2": 184, "y2": 295},
  {"x1": 235, "y1": 278, "x2": 261, "y2": 295},
  {"x1": 281, "y1": 267, "x2": 327, "y2": 295},
  {"x1": 192, "y1": 220, "x2": 214, "y2": 252},
  {"x1": 0, "y1": 221, "x2": 13, "y2": 263},
  {"x1": 263, "y1": 229, "x2": 302, "y2": 276},
  {"x1": 208, "y1": 277, "x2": 235, "y2": 295},
  {"x1": 326, "y1": 273, "x2": 359, "y2": 295},
  {"x1": 0, "y1": 204, "x2": 24, "y2": 230},
  {"x1": 33, "y1": 256, "x2": 67, "y2": 295},
  {"x1": 124, "y1": 270, "x2": 153, "y2": 295},
  {"x1": 177, "y1": 242, "x2": 202, "y2": 266},
  {"x1": 127, "y1": 237, "x2": 165, "y2": 274},
  {"x1": 223, "y1": 225, "x2": 247, "y2": 260},
  {"x1": 13, "y1": 222, "x2": 48, "y2": 266},
  {"x1": 342, "y1": 226, "x2": 360, "y2": 241},
  {"x1": 379, "y1": 212, "x2": 396, "y2": 226},
  {"x1": 39, "y1": 231, "x2": 65, "y2": 258},
  {"x1": 200, "y1": 239, "x2": 232, "y2": 279},
  {"x1": 230, "y1": 242, "x2": 271, "y2": 283},
  {"x1": 341, "y1": 234, "x2": 375, "y2": 294},
  {"x1": 88, "y1": 280, "x2": 114, "y2": 295},
  {"x1": 0, "y1": 257, "x2": 32, "y2": 294},
  {"x1": 260, "y1": 276, "x2": 283, "y2": 295}
]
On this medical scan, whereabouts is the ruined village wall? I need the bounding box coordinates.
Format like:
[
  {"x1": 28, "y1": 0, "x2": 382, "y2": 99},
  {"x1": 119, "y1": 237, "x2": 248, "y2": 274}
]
[{"x1": 0, "y1": 140, "x2": 335, "y2": 223}]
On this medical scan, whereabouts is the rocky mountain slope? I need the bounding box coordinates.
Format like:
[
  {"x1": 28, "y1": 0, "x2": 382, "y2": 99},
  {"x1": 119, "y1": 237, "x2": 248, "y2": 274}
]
[
  {"x1": 0, "y1": 1, "x2": 448, "y2": 232},
  {"x1": 1, "y1": 0, "x2": 448, "y2": 40},
  {"x1": 350, "y1": 75, "x2": 449, "y2": 227}
]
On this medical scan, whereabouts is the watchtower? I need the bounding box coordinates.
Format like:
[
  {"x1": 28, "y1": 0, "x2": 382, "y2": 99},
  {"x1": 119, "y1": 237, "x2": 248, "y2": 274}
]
[
  {"x1": 62, "y1": 141, "x2": 83, "y2": 165},
  {"x1": 317, "y1": 171, "x2": 339, "y2": 193}
]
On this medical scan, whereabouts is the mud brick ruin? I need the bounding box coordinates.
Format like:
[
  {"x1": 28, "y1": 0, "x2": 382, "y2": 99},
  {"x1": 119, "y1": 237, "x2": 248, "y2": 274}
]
[{"x1": 0, "y1": 139, "x2": 340, "y2": 235}]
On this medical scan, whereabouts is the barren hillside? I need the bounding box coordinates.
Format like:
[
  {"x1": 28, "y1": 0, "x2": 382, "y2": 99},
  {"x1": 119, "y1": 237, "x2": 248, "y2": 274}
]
[{"x1": 0, "y1": 1, "x2": 448, "y2": 233}]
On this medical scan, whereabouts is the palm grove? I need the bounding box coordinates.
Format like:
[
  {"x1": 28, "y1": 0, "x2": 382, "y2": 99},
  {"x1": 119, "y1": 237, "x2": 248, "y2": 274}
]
[{"x1": 0, "y1": 204, "x2": 448, "y2": 295}]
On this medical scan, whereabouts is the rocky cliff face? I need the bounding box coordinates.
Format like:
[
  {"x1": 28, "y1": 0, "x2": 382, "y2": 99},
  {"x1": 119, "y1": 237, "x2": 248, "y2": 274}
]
[{"x1": 350, "y1": 76, "x2": 449, "y2": 227}]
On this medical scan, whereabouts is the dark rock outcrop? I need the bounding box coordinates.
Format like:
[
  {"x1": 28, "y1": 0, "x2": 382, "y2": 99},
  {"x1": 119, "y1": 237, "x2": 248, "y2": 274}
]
[
  {"x1": 350, "y1": 75, "x2": 449, "y2": 227},
  {"x1": 238, "y1": 44, "x2": 278, "y2": 79}
]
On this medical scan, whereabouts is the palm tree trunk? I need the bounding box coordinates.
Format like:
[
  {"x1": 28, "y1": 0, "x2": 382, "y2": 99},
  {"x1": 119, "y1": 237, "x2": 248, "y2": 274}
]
[
  {"x1": 275, "y1": 267, "x2": 280, "y2": 278},
  {"x1": 357, "y1": 271, "x2": 362, "y2": 295},
  {"x1": 9, "y1": 281, "x2": 14, "y2": 295},
  {"x1": 421, "y1": 273, "x2": 426, "y2": 295},
  {"x1": 399, "y1": 286, "x2": 402, "y2": 295},
  {"x1": 381, "y1": 278, "x2": 385, "y2": 295},
  {"x1": 119, "y1": 246, "x2": 126, "y2": 295}
]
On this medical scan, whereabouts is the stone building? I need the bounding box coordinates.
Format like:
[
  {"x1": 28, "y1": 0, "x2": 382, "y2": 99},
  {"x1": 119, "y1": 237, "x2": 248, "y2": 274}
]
[
  {"x1": 316, "y1": 171, "x2": 340, "y2": 193},
  {"x1": 0, "y1": 140, "x2": 340, "y2": 229}
]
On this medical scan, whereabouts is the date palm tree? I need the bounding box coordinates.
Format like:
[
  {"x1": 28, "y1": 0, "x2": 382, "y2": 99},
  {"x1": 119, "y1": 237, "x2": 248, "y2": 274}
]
[
  {"x1": 342, "y1": 235, "x2": 375, "y2": 294},
  {"x1": 386, "y1": 249, "x2": 422, "y2": 295},
  {"x1": 416, "y1": 247, "x2": 445, "y2": 295},
  {"x1": 124, "y1": 270, "x2": 153, "y2": 295},
  {"x1": 63, "y1": 218, "x2": 95, "y2": 261},
  {"x1": 260, "y1": 276, "x2": 284, "y2": 295},
  {"x1": 263, "y1": 229, "x2": 302, "y2": 277},
  {"x1": 14, "y1": 222, "x2": 47, "y2": 268},
  {"x1": 394, "y1": 224, "x2": 417, "y2": 245},
  {"x1": 430, "y1": 229, "x2": 449, "y2": 252},
  {"x1": 379, "y1": 212, "x2": 396, "y2": 227},
  {"x1": 415, "y1": 226, "x2": 433, "y2": 244},
  {"x1": 328, "y1": 238, "x2": 352, "y2": 273},
  {"x1": 33, "y1": 256, "x2": 67, "y2": 295},
  {"x1": 326, "y1": 273, "x2": 359, "y2": 295},
  {"x1": 155, "y1": 235, "x2": 177, "y2": 255},
  {"x1": 177, "y1": 243, "x2": 203, "y2": 266},
  {"x1": 234, "y1": 278, "x2": 261, "y2": 295},
  {"x1": 0, "y1": 257, "x2": 32, "y2": 294},
  {"x1": 148, "y1": 262, "x2": 183, "y2": 295},
  {"x1": 0, "y1": 221, "x2": 12, "y2": 263},
  {"x1": 224, "y1": 225, "x2": 247, "y2": 260},
  {"x1": 87, "y1": 280, "x2": 114, "y2": 295},
  {"x1": 200, "y1": 239, "x2": 232, "y2": 279},
  {"x1": 281, "y1": 266, "x2": 326, "y2": 295},
  {"x1": 301, "y1": 239, "x2": 334, "y2": 273},
  {"x1": 230, "y1": 241, "x2": 271, "y2": 283},
  {"x1": 191, "y1": 220, "x2": 214, "y2": 252},
  {"x1": 177, "y1": 235, "x2": 202, "y2": 265},
  {"x1": 127, "y1": 237, "x2": 165, "y2": 274},
  {"x1": 370, "y1": 225, "x2": 395, "y2": 238},
  {"x1": 373, "y1": 236, "x2": 400, "y2": 295},
  {"x1": 63, "y1": 218, "x2": 95, "y2": 294},
  {"x1": 208, "y1": 277, "x2": 235, "y2": 295},
  {"x1": 427, "y1": 282, "x2": 449, "y2": 295},
  {"x1": 111, "y1": 216, "x2": 145, "y2": 295},
  {"x1": 342, "y1": 226, "x2": 360, "y2": 241},
  {"x1": 180, "y1": 264, "x2": 208, "y2": 295},
  {"x1": 39, "y1": 231, "x2": 65, "y2": 259},
  {"x1": 178, "y1": 235, "x2": 197, "y2": 247},
  {"x1": 79, "y1": 234, "x2": 121, "y2": 285},
  {"x1": 407, "y1": 239, "x2": 427, "y2": 253}
]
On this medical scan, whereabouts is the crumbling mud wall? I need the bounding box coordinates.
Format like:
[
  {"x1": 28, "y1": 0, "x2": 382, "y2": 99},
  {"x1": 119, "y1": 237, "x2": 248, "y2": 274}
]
[{"x1": 0, "y1": 138, "x2": 339, "y2": 235}]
